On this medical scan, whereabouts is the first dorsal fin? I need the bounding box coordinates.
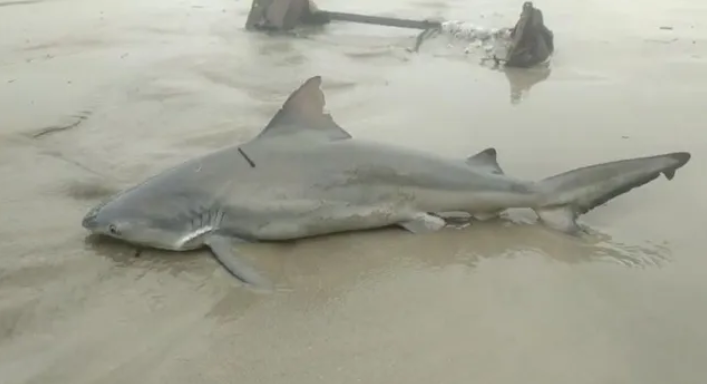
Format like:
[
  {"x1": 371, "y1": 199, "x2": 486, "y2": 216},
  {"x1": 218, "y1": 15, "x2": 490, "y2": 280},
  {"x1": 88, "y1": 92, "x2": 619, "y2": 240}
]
[
  {"x1": 465, "y1": 148, "x2": 505, "y2": 174},
  {"x1": 253, "y1": 76, "x2": 352, "y2": 142}
]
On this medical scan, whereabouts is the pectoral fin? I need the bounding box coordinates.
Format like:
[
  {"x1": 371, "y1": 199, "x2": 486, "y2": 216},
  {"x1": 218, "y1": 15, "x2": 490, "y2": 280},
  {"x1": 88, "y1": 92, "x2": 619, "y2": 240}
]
[
  {"x1": 399, "y1": 213, "x2": 447, "y2": 233},
  {"x1": 204, "y1": 235, "x2": 273, "y2": 292},
  {"x1": 434, "y1": 211, "x2": 473, "y2": 223}
]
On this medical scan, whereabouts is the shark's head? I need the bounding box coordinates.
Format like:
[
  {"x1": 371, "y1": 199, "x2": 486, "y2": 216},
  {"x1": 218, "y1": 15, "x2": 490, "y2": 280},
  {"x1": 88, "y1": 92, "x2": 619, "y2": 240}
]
[{"x1": 81, "y1": 195, "x2": 193, "y2": 251}]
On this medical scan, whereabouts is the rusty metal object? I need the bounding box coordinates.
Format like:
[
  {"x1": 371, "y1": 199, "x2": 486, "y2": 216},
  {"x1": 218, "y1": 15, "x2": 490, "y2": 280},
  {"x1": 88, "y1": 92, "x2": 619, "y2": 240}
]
[
  {"x1": 245, "y1": 0, "x2": 555, "y2": 68},
  {"x1": 245, "y1": 0, "x2": 441, "y2": 31},
  {"x1": 504, "y1": 2, "x2": 554, "y2": 68},
  {"x1": 245, "y1": 0, "x2": 325, "y2": 31},
  {"x1": 317, "y1": 12, "x2": 440, "y2": 30}
]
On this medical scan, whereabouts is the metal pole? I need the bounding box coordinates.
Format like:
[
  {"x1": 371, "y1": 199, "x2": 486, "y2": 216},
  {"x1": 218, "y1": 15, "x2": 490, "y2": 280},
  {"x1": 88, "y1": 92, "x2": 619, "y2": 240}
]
[{"x1": 318, "y1": 11, "x2": 441, "y2": 30}]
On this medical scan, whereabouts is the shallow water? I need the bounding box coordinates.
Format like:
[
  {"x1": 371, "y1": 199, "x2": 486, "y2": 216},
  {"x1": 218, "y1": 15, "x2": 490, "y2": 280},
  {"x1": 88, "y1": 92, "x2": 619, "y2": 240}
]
[{"x1": 1, "y1": 0, "x2": 706, "y2": 383}]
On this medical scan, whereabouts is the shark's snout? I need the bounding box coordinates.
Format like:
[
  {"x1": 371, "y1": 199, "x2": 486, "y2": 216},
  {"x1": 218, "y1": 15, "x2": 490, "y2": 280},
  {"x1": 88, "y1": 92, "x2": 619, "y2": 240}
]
[
  {"x1": 81, "y1": 203, "x2": 105, "y2": 231},
  {"x1": 82, "y1": 211, "x2": 98, "y2": 230}
]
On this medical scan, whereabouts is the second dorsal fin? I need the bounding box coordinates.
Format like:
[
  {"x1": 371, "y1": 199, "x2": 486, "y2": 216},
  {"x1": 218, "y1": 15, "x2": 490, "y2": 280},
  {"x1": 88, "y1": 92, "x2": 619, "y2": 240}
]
[
  {"x1": 466, "y1": 148, "x2": 505, "y2": 174},
  {"x1": 253, "y1": 76, "x2": 352, "y2": 142}
]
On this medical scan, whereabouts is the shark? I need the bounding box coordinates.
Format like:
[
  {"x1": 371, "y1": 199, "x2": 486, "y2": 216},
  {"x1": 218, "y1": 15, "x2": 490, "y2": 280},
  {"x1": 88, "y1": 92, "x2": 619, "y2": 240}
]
[{"x1": 81, "y1": 75, "x2": 691, "y2": 290}]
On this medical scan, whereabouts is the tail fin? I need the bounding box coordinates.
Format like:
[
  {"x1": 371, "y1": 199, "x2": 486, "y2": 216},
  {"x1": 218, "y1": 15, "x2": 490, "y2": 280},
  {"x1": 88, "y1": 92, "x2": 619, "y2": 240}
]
[{"x1": 532, "y1": 152, "x2": 691, "y2": 233}]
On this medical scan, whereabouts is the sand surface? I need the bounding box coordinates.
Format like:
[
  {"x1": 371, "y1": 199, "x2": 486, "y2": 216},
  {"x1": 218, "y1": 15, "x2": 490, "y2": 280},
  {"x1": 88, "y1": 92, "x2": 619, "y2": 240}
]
[{"x1": 1, "y1": 0, "x2": 706, "y2": 383}]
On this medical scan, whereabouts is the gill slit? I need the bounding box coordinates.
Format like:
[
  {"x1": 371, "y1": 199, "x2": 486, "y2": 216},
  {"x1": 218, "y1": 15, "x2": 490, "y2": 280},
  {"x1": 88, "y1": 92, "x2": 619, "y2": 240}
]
[
  {"x1": 238, "y1": 147, "x2": 256, "y2": 168},
  {"x1": 178, "y1": 207, "x2": 226, "y2": 247}
]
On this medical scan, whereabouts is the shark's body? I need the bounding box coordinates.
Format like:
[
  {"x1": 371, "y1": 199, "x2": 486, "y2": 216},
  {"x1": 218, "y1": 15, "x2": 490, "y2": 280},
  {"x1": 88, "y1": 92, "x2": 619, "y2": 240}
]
[{"x1": 82, "y1": 76, "x2": 691, "y2": 290}]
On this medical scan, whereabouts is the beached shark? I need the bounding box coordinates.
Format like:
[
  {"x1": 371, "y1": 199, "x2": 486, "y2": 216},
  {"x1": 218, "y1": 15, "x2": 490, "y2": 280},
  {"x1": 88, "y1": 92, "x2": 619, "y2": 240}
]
[{"x1": 81, "y1": 75, "x2": 691, "y2": 290}]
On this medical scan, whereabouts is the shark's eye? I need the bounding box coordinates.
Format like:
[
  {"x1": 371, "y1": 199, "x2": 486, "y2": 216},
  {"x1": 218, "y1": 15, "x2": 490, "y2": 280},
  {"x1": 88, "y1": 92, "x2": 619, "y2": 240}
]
[{"x1": 108, "y1": 224, "x2": 120, "y2": 235}]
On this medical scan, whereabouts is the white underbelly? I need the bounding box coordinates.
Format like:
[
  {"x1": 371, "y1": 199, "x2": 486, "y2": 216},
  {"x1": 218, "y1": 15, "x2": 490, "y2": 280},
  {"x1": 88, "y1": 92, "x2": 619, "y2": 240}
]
[
  {"x1": 224, "y1": 184, "x2": 535, "y2": 241},
  {"x1": 406, "y1": 187, "x2": 535, "y2": 213},
  {"x1": 247, "y1": 201, "x2": 416, "y2": 241}
]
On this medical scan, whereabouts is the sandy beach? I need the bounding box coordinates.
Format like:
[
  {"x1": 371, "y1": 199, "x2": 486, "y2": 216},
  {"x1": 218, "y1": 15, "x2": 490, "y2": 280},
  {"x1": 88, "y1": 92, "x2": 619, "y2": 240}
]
[{"x1": 1, "y1": 0, "x2": 706, "y2": 383}]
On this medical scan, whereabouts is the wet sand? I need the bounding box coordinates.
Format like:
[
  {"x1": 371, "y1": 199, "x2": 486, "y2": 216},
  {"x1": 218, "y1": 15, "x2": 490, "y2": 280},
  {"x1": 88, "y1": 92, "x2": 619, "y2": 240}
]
[{"x1": 1, "y1": 0, "x2": 707, "y2": 382}]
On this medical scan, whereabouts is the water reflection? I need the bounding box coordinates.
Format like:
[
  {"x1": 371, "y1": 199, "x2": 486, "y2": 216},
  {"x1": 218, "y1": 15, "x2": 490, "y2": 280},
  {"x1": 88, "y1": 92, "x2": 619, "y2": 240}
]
[
  {"x1": 503, "y1": 64, "x2": 552, "y2": 104},
  {"x1": 403, "y1": 23, "x2": 553, "y2": 105},
  {"x1": 83, "y1": 214, "x2": 671, "y2": 305}
]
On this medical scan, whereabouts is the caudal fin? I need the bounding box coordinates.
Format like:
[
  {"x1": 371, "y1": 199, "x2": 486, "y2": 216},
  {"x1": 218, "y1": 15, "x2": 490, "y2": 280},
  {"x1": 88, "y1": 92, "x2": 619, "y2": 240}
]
[{"x1": 532, "y1": 152, "x2": 691, "y2": 233}]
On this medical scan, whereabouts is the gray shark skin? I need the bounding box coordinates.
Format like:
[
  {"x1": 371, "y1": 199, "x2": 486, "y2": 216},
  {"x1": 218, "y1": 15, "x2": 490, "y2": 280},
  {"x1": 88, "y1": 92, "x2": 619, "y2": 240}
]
[{"x1": 82, "y1": 76, "x2": 691, "y2": 290}]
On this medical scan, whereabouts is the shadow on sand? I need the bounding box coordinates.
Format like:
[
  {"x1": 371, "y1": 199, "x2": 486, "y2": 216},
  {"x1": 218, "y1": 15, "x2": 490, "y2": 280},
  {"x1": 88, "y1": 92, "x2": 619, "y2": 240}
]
[{"x1": 83, "y1": 215, "x2": 671, "y2": 289}]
